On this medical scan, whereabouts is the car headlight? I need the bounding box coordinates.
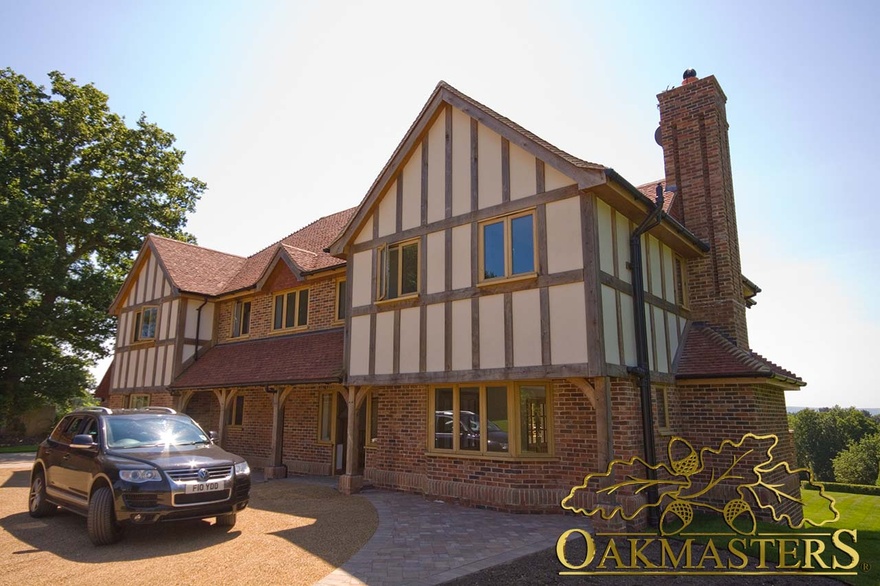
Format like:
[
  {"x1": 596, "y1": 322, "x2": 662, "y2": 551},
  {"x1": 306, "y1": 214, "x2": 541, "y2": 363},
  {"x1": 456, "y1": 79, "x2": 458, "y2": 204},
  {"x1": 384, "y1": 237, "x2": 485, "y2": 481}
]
[
  {"x1": 234, "y1": 461, "x2": 250, "y2": 476},
  {"x1": 119, "y1": 469, "x2": 162, "y2": 483}
]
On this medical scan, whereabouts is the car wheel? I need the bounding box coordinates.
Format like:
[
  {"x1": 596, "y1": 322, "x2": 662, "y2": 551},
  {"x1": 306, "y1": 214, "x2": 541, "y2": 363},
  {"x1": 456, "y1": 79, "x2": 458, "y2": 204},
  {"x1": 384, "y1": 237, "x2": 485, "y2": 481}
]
[
  {"x1": 216, "y1": 512, "x2": 236, "y2": 528},
  {"x1": 28, "y1": 470, "x2": 55, "y2": 517},
  {"x1": 87, "y1": 486, "x2": 123, "y2": 545}
]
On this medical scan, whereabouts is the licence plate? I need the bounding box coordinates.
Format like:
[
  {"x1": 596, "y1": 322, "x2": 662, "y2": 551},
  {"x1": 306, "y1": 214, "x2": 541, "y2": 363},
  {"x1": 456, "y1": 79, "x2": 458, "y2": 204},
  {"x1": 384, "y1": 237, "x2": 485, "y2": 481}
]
[{"x1": 185, "y1": 480, "x2": 224, "y2": 494}]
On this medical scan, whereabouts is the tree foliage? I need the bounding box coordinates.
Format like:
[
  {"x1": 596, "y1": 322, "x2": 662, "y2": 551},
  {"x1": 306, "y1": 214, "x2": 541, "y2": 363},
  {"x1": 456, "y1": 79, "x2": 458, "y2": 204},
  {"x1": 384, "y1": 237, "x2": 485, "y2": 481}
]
[
  {"x1": 832, "y1": 432, "x2": 880, "y2": 486},
  {"x1": 0, "y1": 68, "x2": 204, "y2": 419},
  {"x1": 790, "y1": 406, "x2": 879, "y2": 481}
]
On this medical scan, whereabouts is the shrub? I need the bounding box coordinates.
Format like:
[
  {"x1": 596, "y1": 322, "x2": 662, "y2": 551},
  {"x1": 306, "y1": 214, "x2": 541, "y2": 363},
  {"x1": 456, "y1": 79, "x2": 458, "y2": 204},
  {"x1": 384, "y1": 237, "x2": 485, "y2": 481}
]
[{"x1": 832, "y1": 432, "x2": 880, "y2": 486}]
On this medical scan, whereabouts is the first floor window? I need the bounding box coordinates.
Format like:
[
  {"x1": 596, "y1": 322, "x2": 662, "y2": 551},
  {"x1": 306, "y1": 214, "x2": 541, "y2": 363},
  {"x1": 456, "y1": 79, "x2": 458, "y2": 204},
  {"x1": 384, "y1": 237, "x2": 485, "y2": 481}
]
[
  {"x1": 273, "y1": 288, "x2": 309, "y2": 331},
  {"x1": 429, "y1": 382, "x2": 550, "y2": 457},
  {"x1": 129, "y1": 394, "x2": 150, "y2": 409},
  {"x1": 133, "y1": 306, "x2": 158, "y2": 342},
  {"x1": 378, "y1": 239, "x2": 419, "y2": 300},
  {"x1": 336, "y1": 279, "x2": 346, "y2": 321},
  {"x1": 480, "y1": 211, "x2": 536, "y2": 282},
  {"x1": 232, "y1": 300, "x2": 251, "y2": 337},
  {"x1": 226, "y1": 395, "x2": 244, "y2": 426}
]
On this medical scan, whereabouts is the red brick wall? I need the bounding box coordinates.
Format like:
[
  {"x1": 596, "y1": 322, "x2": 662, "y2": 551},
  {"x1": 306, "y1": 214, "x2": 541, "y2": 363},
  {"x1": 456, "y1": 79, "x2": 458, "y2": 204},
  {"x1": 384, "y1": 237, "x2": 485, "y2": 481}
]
[
  {"x1": 184, "y1": 391, "x2": 221, "y2": 435},
  {"x1": 280, "y1": 384, "x2": 335, "y2": 475},
  {"x1": 224, "y1": 388, "x2": 273, "y2": 467},
  {"x1": 658, "y1": 75, "x2": 749, "y2": 348}
]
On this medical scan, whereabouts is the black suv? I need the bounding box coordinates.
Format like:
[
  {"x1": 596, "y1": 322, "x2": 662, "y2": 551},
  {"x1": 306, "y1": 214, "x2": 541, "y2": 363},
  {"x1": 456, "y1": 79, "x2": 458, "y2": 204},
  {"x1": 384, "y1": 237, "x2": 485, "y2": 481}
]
[{"x1": 28, "y1": 407, "x2": 250, "y2": 545}]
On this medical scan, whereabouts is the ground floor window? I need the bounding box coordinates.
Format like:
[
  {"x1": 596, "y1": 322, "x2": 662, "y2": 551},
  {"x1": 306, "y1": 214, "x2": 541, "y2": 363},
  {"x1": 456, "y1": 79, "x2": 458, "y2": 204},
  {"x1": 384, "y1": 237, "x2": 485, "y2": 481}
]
[
  {"x1": 129, "y1": 393, "x2": 150, "y2": 409},
  {"x1": 428, "y1": 382, "x2": 551, "y2": 457},
  {"x1": 226, "y1": 394, "x2": 244, "y2": 426}
]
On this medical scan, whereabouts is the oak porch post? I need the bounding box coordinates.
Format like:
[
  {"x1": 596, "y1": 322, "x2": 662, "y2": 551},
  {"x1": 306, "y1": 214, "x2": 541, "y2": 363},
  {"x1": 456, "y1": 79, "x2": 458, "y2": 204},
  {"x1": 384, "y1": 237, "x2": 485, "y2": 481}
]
[
  {"x1": 338, "y1": 385, "x2": 369, "y2": 495},
  {"x1": 266, "y1": 387, "x2": 292, "y2": 479}
]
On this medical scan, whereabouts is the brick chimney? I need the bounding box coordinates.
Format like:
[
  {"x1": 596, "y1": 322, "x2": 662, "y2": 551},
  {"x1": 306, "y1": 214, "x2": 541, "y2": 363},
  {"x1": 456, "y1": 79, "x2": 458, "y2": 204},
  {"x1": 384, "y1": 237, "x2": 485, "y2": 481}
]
[{"x1": 657, "y1": 71, "x2": 749, "y2": 349}]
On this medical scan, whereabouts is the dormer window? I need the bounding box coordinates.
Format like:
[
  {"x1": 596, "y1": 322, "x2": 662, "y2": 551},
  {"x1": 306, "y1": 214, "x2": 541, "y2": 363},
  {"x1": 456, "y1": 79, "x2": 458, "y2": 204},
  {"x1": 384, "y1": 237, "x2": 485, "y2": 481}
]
[
  {"x1": 272, "y1": 288, "x2": 309, "y2": 331},
  {"x1": 133, "y1": 306, "x2": 158, "y2": 342},
  {"x1": 377, "y1": 239, "x2": 419, "y2": 300}
]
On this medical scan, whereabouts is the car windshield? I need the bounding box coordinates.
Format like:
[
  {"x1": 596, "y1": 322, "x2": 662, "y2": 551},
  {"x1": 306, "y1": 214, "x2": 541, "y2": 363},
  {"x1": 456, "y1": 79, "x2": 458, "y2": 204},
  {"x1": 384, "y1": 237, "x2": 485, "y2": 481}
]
[{"x1": 105, "y1": 416, "x2": 210, "y2": 449}]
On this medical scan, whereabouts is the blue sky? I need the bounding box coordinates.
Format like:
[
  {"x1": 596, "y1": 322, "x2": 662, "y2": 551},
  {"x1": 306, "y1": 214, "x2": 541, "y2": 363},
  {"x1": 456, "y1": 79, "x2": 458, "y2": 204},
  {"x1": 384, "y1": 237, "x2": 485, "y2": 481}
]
[{"x1": 3, "y1": 0, "x2": 878, "y2": 408}]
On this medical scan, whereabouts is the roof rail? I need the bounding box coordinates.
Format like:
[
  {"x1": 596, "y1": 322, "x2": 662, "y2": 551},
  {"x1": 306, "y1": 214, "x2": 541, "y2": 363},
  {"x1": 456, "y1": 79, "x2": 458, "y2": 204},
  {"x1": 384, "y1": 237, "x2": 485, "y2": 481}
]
[
  {"x1": 75, "y1": 406, "x2": 114, "y2": 414},
  {"x1": 140, "y1": 406, "x2": 177, "y2": 414}
]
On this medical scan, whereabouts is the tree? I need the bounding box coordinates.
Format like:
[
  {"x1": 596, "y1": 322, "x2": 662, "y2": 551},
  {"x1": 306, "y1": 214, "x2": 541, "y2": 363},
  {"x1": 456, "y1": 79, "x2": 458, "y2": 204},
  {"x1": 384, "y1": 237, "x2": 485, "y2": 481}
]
[
  {"x1": 790, "y1": 406, "x2": 880, "y2": 481},
  {"x1": 832, "y1": 432, "x2": 880, "y2": 486},
  {"x1": 0, "y1": 69, "x2": 204, "y2": 422}
]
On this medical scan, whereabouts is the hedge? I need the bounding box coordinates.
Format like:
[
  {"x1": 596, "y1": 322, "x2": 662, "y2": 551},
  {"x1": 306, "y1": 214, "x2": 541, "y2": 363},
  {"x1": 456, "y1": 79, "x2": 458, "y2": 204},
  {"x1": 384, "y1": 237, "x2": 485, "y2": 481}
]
[{"x1": 801, "y1": 480, "x2": 880, "y2": 496}]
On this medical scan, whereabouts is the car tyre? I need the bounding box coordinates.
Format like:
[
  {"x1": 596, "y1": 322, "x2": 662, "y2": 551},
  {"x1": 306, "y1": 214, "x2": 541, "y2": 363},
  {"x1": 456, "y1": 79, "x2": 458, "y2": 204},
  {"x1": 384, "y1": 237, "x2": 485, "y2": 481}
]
[
  {"x1": 28, "y1": 470, "x2": 55, "y2": 517},
  {"x1": 216, "y1": 512, "x2": 236, "y2": 528},
  {"x1": 87, "y1": 486, "x2": 123, "y2": 545}
]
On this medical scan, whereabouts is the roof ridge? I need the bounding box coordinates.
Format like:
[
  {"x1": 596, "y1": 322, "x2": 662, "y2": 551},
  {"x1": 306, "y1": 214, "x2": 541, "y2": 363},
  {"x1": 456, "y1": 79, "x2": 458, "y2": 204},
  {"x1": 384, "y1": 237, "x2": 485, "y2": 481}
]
[{"x1": 148, "y1": 234, "x2": 246, "y2": 260}]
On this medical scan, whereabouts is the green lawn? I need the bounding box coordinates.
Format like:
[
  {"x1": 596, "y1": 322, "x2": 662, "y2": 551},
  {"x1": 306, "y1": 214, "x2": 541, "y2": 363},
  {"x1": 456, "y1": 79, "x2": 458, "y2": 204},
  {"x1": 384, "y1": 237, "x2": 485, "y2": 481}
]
[
  {"x1": 682, "y1": 491, "x2": 877, "y2": 585},
  {"x1": 0, "y1": 445, "x2": 38, "y2": 453}
]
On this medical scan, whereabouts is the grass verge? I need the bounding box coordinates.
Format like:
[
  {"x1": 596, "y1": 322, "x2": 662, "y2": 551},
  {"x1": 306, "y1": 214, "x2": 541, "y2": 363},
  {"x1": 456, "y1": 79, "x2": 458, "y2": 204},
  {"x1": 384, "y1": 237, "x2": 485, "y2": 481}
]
[{"x1": 0, "y1": 445, "x2": 38, "y2": 453}]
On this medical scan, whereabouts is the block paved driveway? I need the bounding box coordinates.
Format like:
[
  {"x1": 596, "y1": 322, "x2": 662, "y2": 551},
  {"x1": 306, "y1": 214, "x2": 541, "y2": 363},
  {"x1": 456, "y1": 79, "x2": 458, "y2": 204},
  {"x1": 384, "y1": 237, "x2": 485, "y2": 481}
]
[{"x1": 0, "y1": 454, "x2": 586, "y2": 585}]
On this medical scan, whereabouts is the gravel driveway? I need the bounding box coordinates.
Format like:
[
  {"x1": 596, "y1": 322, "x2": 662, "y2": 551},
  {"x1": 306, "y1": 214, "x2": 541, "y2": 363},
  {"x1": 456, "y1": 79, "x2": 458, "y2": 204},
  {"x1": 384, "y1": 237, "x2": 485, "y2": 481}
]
[{"x1": 0, "y1": 462, "x2": 377, "y2": 585}]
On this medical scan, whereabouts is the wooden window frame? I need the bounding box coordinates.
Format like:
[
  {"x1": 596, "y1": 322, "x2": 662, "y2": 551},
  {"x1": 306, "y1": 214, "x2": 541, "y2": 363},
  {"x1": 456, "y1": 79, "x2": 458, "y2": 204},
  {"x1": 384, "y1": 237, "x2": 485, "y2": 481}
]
[
  {"x1": 478, "y1": 209, "x2": 538, "y2": 284},
  {"x1": 335, "y1": 279, "x2": 346, "y2": 323},
  {"x1": 317, "y1": 390, "x2": 336, "y2": 444},
  {"x1": 132, "y1": 306, "x2": 158, "y2": 342},
  {"x1": 226, "y1": 394, "x2": 244, "y2": 427},
  {"x1": 426, "y1": 382, "x2": 552, "y2": 458},
  {"x1": 271, "y1": 287, "x2": 309, "y2": 332},
  {"x1": 129, "y1": 393, "x2": 150, "y2": 409},
  {"x1": 377, "y1": 238, "x2": 420, "y2": 301},
  {"x1": 231, "y1": 299, "x2": 252, "y2": 338}
]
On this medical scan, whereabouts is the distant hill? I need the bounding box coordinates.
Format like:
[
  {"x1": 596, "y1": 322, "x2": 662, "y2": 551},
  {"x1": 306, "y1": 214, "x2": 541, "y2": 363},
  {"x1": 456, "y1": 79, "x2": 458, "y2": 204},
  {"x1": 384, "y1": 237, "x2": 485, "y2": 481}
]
[{"x1": 788, "y1": 406, "x2": 880, "y2": 416}]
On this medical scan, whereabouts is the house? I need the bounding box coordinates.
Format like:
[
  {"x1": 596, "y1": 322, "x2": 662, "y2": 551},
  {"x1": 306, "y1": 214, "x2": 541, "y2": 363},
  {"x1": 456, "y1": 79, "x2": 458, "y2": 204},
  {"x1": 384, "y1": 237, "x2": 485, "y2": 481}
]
[{"x1": 106, "y1": 70, "x2": 804, "y2": 529}]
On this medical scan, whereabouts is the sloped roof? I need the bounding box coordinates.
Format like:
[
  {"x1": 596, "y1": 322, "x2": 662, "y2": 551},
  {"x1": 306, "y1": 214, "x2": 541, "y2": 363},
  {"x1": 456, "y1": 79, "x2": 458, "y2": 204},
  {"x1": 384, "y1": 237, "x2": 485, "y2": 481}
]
[
  {"x1": 149, "y1": 236, "x2": 246, "y2": 296},
  {"x1": 170, "y1": 329, "x2": 344, "y2": 389},
  {"x1": 674, "y1": 322, "x2": 804, "y2": 387},
  {"x1": 636, "y1": 180, "x2": 677, "y2": 214}
]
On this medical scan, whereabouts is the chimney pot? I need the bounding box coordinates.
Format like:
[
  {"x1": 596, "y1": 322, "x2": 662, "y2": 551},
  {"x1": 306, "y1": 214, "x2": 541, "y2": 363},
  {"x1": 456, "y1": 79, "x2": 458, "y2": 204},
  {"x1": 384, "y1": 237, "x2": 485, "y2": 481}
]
[{"x1": 682, "y1": 68, "x2": 698, "y2": 85}]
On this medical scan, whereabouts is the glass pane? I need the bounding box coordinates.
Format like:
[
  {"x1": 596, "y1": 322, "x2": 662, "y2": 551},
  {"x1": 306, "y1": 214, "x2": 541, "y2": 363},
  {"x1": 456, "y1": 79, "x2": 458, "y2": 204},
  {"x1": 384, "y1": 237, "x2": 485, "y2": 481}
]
[
  {"x1": 337, "y1": 281, "x2": 346, "y2": 320},
  {"x1": 285, "y1": 292, "x2": 297, "y2": 328},
  {"x1": 320, "y1": 393, "x2": 332, "y2": 442},
  {"x1": 232, "y1": 302, "x2": 242, "y2": 337},
  {"x1": 520, "y1": 385, "x2": 549, "y2": 454},
  {"x1": 387, "y1": 247, "x2": 399, "y2": 299},
  {"x1": 234, "y1": 395, "x2": 245, "y2": 426},
  {"x1": 401, "y1": 243, "x2": 418, "y2": 295},
  {"x1": 144, "y1": 308, "x2": 157, "y2": 338},
  {"x1": 241, "y1": 302, "x2": 251, "y2": 335},
  {"x1": 486, "y1": 386, "x2": 509, "y2": 453},
  {"x1": 297, "y1": 289, "x2": 309, "y2": 326},
  {"x1": 482, "y1": 221, "x2": 505, "y2": 279},
  {"x1": 434, "y1": 388, "x2": 454, "y2": 450},
  {"x1": 274, "y1": 295, "x2": 284, "y2": 330},
  {"x1": 511, "y1": 214, "x2": 535, "y2": 275},
  {"x1": 459, "y1": 387, "x2": 480, "y2": 452}
]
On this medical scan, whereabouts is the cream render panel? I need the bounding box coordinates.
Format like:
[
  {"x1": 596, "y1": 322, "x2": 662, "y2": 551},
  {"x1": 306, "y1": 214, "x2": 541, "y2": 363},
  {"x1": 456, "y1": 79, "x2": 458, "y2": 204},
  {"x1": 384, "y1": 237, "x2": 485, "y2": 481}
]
[
  {"x1": 615, "y1": 211, "x2": 632, "y2": 284},
  {"x1": 135, "y1": 348, "x2": 146, "y2": 388},
  {"x1": 425, "y1": 303, "x2": 445, "y2": 372},
  {"x1": 479, "y1": 294, "x2": 505, "y2": 369},
  {"x1": 546, "y1": 197, "x2": 583, "y2": 274},
  {"x1": 155, "y1": 346, "x2": 166, "y2": 387},
  {"x1": 648, "y1": 236, "x2": 662, "y2": 296},
  {"x1": 184, "y1": 300, "x2": 214, "y2": 340},
  {"x1": 451, "y1": 108, "x2": 471, "y2": 217},
  {"x1": 427, "y1": 113, "x2": 446, "y2": 223},
  {"x1": 620, "y1": 292, "x2": 637, "y2": 367},
  {"x1": 144, "y1": 347, "x2": 156, "y2": 388},
  {"x1": 144, "y1": 257, "x2": 155, "y2": 302},
  {"x1": 662, "y1": 244, "x2": 675, "y2": 303},
  {"x1": 653, "y1": 305, "x2": 669, "y2": 372},
  {"x1": 549, "y1": 283, "x2": 588, "y2": 365},
  {"x1": 163, "y1": 344, "x2": 174, "y2": 385},
  {"x1": 545, "y1": 164, "x2": 576, "y2": 191},
  {"x1": 351, "y1": 250, "x2": 373, "y2": 307},
  {"x1": 399, "y1": 307, "x2": 420, "y2": 373},
  {"x1": 512, "y1": 289, "x2": 541, "y2": 367},
  {"x1": 167, "y1": 299, "x2": 179, "y2": 342},
  {"x1": 349, "y1": 315, "x2": 371, "y2": 376},
  {"x1": 644, "y1": 302, "x2": 654, "y2": 371},
  {"x1": 135, "y1": 266, "x2": 146, "y2": 304},
  {"x1": 667, "y1": 312, "x2": 680, "y2": 365},
  {"x1": 162, "y1": 278, "x2": 171, "y2": 298},
  {"x1": 477, "y1": 125, "x2": 502, "y2": 209},
  {"x1": 601, "y1": 285, "x2": 621, "y2": 365},
  {"x1": 374, "y1": 311, "x2": 394, "y2": 375},
  {"x1": 354, "y1": 215, "x2": 374, "y2": 245},
  {"x1": 426, "y1": 231, "x2": 445, "y2": 294},
  {"x1": 509, "y1": 142, "x2": 537, "y2": 201},
  {"x1": 377, "y1": 179, "x2": 397, "y2": 237},
  {"x1": 451, "y1": 225, "x2": 471, "y2": 290},
  {"x1": 401, "y1": 143, "x2": 421, "y2": 231},
  {"x1": 451, "y1": 299, "x2": 472, "y2": 371},
  {"x1": 597, "y1": 199, "x2": 614, "y2": 275},
  {"x1": 182, "y1": 344, "x2": 195, "y2": 364}
]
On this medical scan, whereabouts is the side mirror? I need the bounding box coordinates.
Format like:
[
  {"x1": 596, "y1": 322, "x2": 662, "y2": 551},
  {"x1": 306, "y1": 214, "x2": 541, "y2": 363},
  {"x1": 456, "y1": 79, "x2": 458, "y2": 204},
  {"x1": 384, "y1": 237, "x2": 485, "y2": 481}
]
[
  {"x1": 209, "y1": 431, "x2": 219, "y2": 443},
  {"x1": 71, "y1": 434, "x2": 96, "y2": 449}
]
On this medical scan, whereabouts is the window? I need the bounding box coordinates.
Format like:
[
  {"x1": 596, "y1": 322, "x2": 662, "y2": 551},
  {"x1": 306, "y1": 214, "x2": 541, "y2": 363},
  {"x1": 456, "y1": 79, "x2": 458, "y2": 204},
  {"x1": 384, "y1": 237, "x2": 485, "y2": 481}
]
[
  {"x1": 428, "y1": 382, "x2": 550, "y2": 457},
  {"x1": 272, "y1": 288, "x2": 309, "y2": 331},
  {"x1": 232, "y1": 300, "x2": 251, "y2": 337},
  {"x1": 226, "y1": 395, "x2": 244, "y2": 426},
  {"x1": 366, "y1": 392, "x2": 378, "y2": 446},
  {"x1": 129, "y1": 394, "x2": 150, "y2": 409},
  {"x1": 133, "y1": 306, "x2": 158, "y2": 342},
  {"x1": 335, "y1": 279, "x2": 346, "y2": 321},
  {"x1": 377, "y1": 239, "x2": 419, "y2": 300},
  {"x1": 673, "y1": 257, "x2": 689, "y2": 308},
  {"x1": 479, "y1": 211, "x2": 536, "y2": 282},
  {"x1": 656, "y1": 387, "x2": 670, "y2": 431},
  {"x1": 318, "y1": 391, "x2": 334, "y2": 443}
]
